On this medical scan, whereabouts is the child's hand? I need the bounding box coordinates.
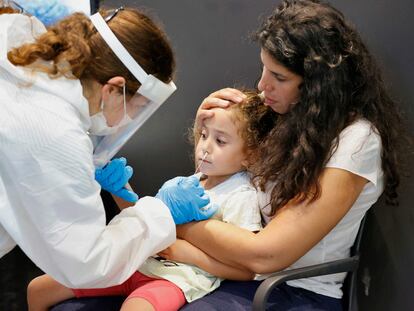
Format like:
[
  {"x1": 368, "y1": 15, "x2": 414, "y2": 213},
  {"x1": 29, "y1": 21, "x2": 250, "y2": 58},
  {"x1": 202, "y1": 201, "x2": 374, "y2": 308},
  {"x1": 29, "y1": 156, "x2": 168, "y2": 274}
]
[{"x1": 158, "y1": 239, "x2": 201, "y2": 265}]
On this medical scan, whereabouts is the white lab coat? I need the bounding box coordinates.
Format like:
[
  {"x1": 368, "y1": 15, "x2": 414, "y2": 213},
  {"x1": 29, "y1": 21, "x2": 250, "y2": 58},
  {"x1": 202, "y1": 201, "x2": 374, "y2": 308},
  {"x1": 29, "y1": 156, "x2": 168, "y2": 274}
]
[{"x1": 0, "y1": 13, "x2": 175, "y2": 288}]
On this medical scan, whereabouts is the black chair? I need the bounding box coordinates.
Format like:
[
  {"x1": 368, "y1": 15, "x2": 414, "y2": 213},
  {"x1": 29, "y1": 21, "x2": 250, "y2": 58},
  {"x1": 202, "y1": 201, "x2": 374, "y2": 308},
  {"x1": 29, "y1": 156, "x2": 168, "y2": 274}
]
[{"x1": 252, "y1": 215, "x2": 367, "y2": 311}]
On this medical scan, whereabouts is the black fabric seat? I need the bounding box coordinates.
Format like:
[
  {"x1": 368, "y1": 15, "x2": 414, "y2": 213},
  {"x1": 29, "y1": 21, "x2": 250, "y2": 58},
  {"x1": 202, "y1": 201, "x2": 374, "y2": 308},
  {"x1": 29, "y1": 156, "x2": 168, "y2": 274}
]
[{"x1": 252, "y1": 215, "x2": 367, "y2": 311}]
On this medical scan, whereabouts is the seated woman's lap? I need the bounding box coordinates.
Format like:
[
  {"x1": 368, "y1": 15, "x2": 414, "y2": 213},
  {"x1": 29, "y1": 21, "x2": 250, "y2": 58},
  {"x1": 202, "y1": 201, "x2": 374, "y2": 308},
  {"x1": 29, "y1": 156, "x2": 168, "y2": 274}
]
[
  {"x1": 50, "y1": 281, "x2": 342, "y2": 311},
  {"x1": 181, "y1": 280, "x2": 343, "y2": 311},
  {"x1": 50, "y1": 296, "x2": 123, "y2": 311}
]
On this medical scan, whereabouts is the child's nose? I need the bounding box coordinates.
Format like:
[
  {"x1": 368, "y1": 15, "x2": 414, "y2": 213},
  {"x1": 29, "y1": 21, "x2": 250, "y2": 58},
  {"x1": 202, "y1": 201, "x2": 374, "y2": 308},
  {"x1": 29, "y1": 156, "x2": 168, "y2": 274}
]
[{"x1": 202, "y1": 140, "x2": 212, "y2": 154}]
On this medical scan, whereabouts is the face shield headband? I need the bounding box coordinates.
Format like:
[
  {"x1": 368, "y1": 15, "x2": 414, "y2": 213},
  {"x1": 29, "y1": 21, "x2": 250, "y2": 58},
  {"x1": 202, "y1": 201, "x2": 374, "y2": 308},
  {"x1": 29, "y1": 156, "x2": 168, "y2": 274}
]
[{"x1": 89, "y1": 10, "x2": 177, "y2": 167}]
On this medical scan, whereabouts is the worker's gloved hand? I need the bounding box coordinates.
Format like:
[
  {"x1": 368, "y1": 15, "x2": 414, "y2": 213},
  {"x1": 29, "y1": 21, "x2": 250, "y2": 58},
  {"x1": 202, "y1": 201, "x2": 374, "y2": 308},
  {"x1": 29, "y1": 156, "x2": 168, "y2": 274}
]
[
  {"x1": 156, "y1": 175, "x2": 218, "y2": 225},
  {"x1": 95, "y1": 157, "x2": 139, "y2": 203},
  {"x1": 18, "y1": 0, "x2": 71, "y2": 26}
]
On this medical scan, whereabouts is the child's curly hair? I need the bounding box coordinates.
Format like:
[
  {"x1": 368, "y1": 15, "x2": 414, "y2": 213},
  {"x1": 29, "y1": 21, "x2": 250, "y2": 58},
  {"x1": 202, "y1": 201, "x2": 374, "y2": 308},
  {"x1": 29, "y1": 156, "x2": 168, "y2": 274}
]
[{"x1": 190, "y1": 89, "x2": 277, "y2": 170}]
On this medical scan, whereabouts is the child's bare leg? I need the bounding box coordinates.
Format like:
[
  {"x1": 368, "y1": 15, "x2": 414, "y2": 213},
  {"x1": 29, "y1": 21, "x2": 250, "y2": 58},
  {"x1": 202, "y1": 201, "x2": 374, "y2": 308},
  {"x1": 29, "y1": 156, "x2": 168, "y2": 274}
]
[
  {"x1": 121, "y1": 297, "x2": 155, "y2": 311},
  {"x1": 27, "y1": 274, "x2": 75, "y2": 311}
]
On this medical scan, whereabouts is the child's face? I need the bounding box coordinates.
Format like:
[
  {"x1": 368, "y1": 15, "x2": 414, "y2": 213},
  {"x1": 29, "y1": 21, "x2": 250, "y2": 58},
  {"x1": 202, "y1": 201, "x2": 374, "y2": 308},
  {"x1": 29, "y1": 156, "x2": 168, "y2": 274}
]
[{"x1": 195, "y1": 108, "x2": 247, "y2": 177}]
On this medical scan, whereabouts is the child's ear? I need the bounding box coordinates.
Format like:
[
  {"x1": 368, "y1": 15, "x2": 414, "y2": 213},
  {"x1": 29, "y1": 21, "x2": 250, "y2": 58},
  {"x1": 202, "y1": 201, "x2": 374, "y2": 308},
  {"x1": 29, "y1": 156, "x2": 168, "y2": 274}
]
[{"x1": 241, "y1": 158, "x2": 249, "y2": 169}]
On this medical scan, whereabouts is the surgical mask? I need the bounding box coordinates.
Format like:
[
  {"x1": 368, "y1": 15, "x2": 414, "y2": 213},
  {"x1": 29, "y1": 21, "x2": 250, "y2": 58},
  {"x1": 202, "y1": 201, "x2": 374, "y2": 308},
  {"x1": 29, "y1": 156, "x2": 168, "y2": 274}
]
[{"x1": 89, "y1": 84, "x2": 133, "y2": 136}]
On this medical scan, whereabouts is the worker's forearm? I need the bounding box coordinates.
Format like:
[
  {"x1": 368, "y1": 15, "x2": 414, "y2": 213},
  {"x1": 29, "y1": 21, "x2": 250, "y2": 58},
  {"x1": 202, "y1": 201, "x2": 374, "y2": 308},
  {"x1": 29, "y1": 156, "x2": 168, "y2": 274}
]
[
  {"x1": 111, "y1": 183, "x2": 135, "y2": 210},
  {"x1": 111, "y1": 193, "x2": 134, "y2": 209}
]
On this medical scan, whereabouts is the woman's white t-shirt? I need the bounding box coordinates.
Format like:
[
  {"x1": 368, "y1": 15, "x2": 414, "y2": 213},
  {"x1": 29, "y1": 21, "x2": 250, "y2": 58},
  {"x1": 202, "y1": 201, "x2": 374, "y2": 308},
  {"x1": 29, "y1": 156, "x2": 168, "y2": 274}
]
[{"x1": 257, "y1": 119, "x2": 384, "y2": 299}]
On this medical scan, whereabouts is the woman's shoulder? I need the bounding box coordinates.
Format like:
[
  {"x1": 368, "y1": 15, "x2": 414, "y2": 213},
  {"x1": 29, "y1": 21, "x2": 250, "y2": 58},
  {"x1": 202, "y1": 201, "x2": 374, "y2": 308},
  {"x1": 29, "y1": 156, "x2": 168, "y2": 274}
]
[
  {"x1": 326, "y1": 118, "x2": 383, "y2": 185},
  {"x1": 331, "y1": 118, "x2": 382, "y2": 156},
  {"x1": 339, "y1": 118, "x2": 379, "y2": 138}
]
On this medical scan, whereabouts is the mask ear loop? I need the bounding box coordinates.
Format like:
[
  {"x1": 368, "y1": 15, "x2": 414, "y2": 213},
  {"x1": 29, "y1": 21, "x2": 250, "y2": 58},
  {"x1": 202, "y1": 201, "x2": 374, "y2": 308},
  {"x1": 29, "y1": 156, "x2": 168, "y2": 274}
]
[{"x1": 123, "y1": 83, "x2": 127, "y2": 118}]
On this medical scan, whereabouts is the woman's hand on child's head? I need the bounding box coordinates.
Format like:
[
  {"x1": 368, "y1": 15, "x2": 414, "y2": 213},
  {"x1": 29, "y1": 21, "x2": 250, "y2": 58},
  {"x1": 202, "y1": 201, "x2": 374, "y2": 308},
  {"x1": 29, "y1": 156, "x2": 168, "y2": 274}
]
[
  {"x1": 201, "y1": 88, "x2": 246, "y2": 109},
  {"x1": 158, "y1": 239, "x2": 200, "y2": 265},
  {"x1": 196, "y1": 88, "x2": 247, "y2": 131}
]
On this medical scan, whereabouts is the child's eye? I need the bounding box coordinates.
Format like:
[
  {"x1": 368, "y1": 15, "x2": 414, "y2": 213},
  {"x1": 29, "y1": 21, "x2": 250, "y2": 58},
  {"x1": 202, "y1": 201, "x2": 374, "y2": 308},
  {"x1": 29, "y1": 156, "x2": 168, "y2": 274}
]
[
  {"x1": 216, "y1": 138, "x2": 226, "y2": 145},
  {"x1": 200, "y1": 130, "x2": 207, "y2": 139}
]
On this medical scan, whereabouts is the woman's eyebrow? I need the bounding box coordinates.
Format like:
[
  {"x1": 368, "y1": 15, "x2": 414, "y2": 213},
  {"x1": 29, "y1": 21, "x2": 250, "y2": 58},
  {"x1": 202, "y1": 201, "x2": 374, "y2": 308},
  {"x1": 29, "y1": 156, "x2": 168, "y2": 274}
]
[{"x1": 270, "y1": 69, "x2": 287, "y2": 79}]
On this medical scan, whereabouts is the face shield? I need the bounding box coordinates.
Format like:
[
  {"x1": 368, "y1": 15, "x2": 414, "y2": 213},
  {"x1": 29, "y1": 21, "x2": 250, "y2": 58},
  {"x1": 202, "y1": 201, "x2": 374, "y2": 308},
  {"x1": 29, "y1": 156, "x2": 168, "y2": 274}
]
[{"x1": 89, "y1": 10, "x2": 177, "y2": 167}]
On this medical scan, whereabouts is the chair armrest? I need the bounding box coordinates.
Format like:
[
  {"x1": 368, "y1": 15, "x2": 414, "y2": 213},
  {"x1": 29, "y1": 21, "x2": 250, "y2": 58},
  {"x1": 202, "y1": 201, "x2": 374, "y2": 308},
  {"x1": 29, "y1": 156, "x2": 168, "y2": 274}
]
[{"x1": 252, "y1": 255, "x2": 359, "y2": 311}]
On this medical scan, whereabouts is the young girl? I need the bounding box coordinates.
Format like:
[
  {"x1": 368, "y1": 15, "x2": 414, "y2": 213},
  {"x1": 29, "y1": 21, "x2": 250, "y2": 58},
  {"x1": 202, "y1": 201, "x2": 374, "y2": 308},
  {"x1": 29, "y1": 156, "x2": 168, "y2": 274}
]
[{"x1": 27, "y1": 90, "x2": 277, "y2": 311}]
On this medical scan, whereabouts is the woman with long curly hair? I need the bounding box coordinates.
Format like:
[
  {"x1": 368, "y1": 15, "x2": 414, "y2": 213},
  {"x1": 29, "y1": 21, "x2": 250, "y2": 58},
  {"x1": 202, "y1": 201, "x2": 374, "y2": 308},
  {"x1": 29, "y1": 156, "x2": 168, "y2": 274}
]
[
  {"x1": 159, "y1": 0, "x2": 409, "y2": 310},
  {"x1": 0, "y1": 5, "x2": 214, "y2": 290}
]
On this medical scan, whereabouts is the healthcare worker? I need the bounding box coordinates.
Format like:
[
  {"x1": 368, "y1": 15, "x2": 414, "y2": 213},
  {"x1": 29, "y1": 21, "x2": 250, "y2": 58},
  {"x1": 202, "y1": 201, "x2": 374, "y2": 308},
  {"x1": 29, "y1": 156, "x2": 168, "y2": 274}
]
[
  {"x1": 0, "y1": 4, "x2": 215, "y2": 289},
  {"x1": 11, "y1": 0, "x2": 140, "y2": 204}
]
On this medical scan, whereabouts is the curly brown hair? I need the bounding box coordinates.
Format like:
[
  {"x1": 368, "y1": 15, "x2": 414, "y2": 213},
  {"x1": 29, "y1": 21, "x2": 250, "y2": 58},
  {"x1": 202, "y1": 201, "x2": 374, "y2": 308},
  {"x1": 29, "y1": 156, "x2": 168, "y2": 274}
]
[
  {"x1": 253, "y1": 0, "x2": 410, "y2": 216},
  {"x1": 6, "y1": 7, "x2": 175, "y2": 95},
  {"x1": 191, "y1": 89, "x2": 277, "y2": 170}
]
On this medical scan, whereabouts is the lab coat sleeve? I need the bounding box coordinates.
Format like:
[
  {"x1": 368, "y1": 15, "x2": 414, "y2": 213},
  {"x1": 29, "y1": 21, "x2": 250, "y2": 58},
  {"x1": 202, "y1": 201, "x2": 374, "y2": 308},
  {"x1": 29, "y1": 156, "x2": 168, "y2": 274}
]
[
  {"x1": 59, "y1": 197, "x2": 176, "y2": 288},
  {"x1": 5, "y1": 123, "x2": 175, "y2": 288},
  {"x1": 0, "y1": 176, "x2": 17, "y2": 257}
]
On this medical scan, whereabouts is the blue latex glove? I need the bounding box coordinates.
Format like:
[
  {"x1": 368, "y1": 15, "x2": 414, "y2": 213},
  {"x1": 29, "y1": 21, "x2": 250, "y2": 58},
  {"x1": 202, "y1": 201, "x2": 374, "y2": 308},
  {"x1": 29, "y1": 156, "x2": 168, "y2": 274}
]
[
  {"x1": 155, "y1": 175, "x2": 218, "y2": 225},
  {"x1": 95, "y1": 157, "x2": 139, "y2": 203},
  {"x1": 18, "y1": 0, "x2": 71, "y2": 26}
]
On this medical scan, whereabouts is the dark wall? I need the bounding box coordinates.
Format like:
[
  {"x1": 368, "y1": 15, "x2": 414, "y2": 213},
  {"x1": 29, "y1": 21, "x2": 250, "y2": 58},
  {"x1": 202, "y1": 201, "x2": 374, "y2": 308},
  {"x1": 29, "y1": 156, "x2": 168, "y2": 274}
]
[
  {"x1": 118, "y1": 1, "x2": 414, "y2": 310},
  {"x1": 1, "y1": 1, "x2": 413, "y2": 310}
]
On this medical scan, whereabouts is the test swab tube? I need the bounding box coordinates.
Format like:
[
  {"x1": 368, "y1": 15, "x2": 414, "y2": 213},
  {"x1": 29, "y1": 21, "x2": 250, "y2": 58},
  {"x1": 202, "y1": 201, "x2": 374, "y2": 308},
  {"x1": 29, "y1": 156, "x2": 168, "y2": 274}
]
[{"x1": 195, "y1": 151, "x2": 208, "y2": 174}]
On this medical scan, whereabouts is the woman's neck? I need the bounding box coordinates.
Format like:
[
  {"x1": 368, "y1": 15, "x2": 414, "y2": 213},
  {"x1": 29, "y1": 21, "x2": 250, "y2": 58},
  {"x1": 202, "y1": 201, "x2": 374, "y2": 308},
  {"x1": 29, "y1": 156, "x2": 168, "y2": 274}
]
[{"x1": 80, "y1": 79, "x2": 102, "y2": 115}]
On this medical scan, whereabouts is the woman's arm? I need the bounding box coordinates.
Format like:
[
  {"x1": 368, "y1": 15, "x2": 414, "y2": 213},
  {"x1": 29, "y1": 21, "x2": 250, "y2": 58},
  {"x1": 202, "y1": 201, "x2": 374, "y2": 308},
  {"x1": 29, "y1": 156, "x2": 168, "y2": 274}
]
[
  {"x1": 159, "y1": 239, "x2": 254, "y2": 280},
  {"x1": 177, "y1": 168, "x2": 368, "y2": 274}
]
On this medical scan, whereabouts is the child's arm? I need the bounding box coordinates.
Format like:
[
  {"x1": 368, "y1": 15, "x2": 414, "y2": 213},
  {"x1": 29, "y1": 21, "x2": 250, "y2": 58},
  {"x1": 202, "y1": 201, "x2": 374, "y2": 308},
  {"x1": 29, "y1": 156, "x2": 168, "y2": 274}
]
[
  {"x1": 27, "y1": 274, "x2": 75, "y2": 311},
  {"x1": 158, "y1": 239, "x2": 254, "y2": 280}
]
